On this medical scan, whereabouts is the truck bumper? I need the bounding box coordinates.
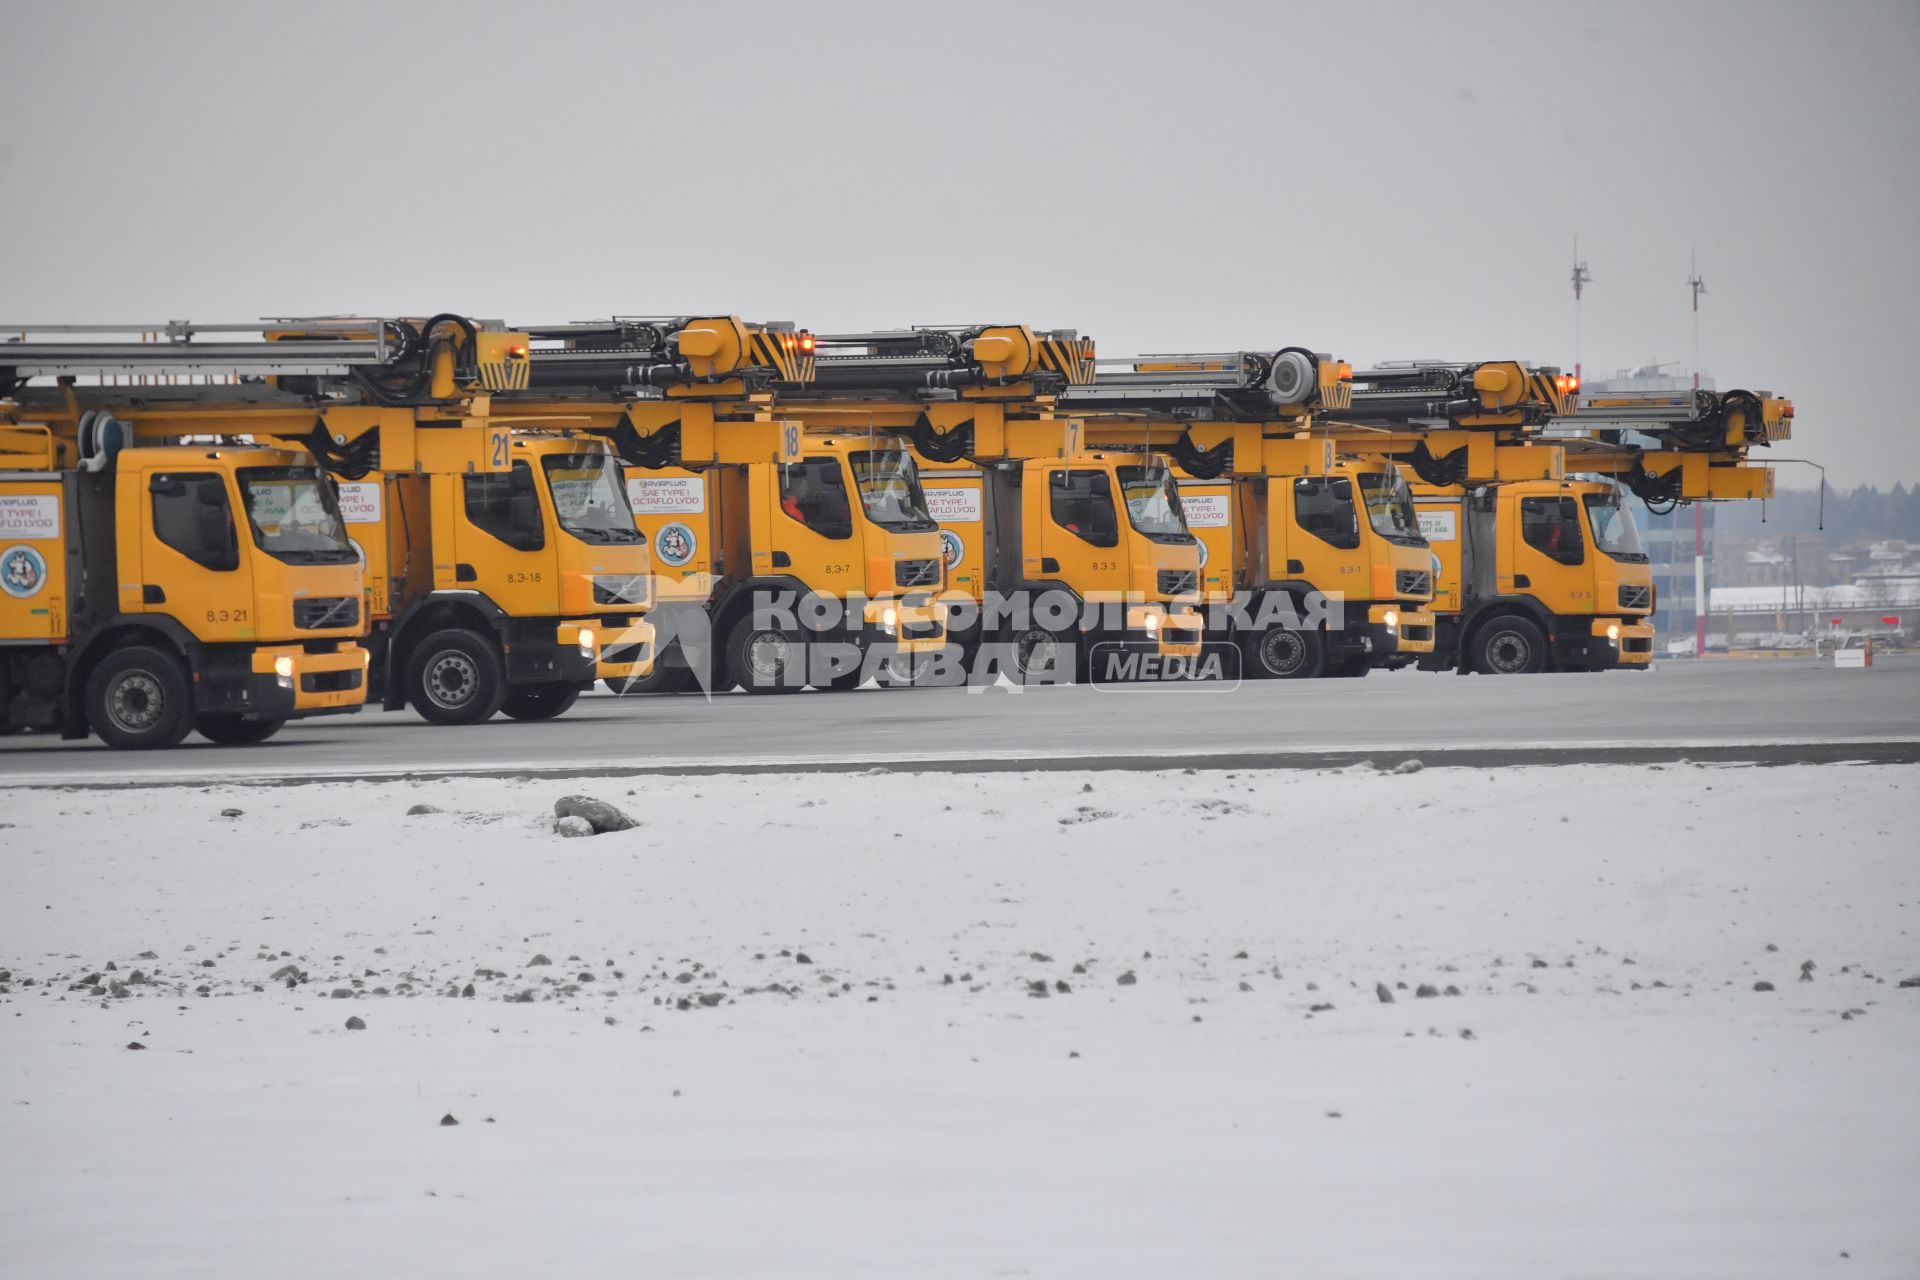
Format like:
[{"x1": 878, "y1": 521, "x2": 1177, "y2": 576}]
[
  {"x1": 1616, "y1": 620, "x2": 1655, "y2": 668},
  {"x1": 1550, "y1": 617, "x2": 1654, "y2": 671},
  {"x1": 564, "y1": 617, "x2": 656, "y2": 687},
  {"x1": 1118, "y1": 603, "x2": 1204, "y2": 658},
  {"x1": 244, "y1": 641, "x2": 369, "y2": 718},
  {"x1": 862, "y1": 596, "x2": 946, "y2": 656},
  {"x1": 1365, "y1": 603, "x2": 1436, "y2": 658}
]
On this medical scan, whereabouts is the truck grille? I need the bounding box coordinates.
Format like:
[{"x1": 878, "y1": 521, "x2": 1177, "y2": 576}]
[
  {"x1": 1157, "y1": 569, "x2": 1198, "y2": 597},
  {"x1": 1619, "y1": 584, "x2": 1652, "y2": 610},
  {"x1": 895, "y1": 558, "x2": 940, "y2": 588},
  {"x1": 299, "y1": 668, "x2": 363, "y2": 694},
  {"x1": 593, "y1": 574, "x2": 651, "y2": 607},
  {"x1": 293, "y1": 597, "x2": 359, "y2": 630},
  {"x1": 1395, "y1": 570, "x2": 1432, "y2": 597}
]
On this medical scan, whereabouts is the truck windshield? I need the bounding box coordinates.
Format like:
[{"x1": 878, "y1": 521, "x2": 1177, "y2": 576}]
[
  {"x1": 1116, "y1": 466, "x2": 1195, "y2": 544},
  {"x1": 1357, "y1": 469, "x2": 1426, "y2": 546},
  {"x1": 542, "y1": 454, "x2": 644, "y2": 544},
  {"x1": 1583, "y1": 491, "x2": 1648, "y2": 562},
  {"x1": 849, "y1": 450, "x2": 937, "y2": 532},
  {"x1": 237, "y1": 467, "x2": 357, "y2": 564}
]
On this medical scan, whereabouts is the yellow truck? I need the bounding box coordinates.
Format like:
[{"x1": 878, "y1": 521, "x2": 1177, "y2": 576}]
[
  {"x1": 781, "y1": 327, "x2": 1205, "y2": 685},
  {"x1": 257, "y1": 316, "x2": 657, "y2": 722},
  {"x1": 1408, "y1": 477, "x2": 1656, "y2": 673},
  {"x1": 1059, "y1": 348, "x2": 1436, "y2": 678},
  {"x1": 1322, "y1": 362, "x2": 1786, "y2": 673},
  {"x1": 511, "y1": 317, "x2": 947, "y2": 693},
  {"x1": 4, "y1": 316, "x2": 654, "y2": 731},
  {"x1": 0, "y1": 327, "x2": 371, "y2": 746}
]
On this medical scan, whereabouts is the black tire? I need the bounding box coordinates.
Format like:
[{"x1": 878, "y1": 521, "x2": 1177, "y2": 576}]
[
  {"x1": 601, "y1": 637, "x2": 697, "y2": 697},
  {"x1": 406, "y1": 628, "x2": 507, "y2": 724},
  {"x1": 1242, "y1": 627, "x2": 1325, "y2": 679},
  {"x1": 500, "y1": 684, "x2": 581, "y2": 721},
  {"x1": 1327, "y1": 655, "x2": 1371, "y2": 678},
  {"x1": 602, "y1": 664, "x2": 694, "y2": 697},
  {"x1": 727, "y1": 619, "x2": 802, "y2": 694},
  {"x1": 194, "y1": 714, "x2": 287, "y2": 745},
  {"x1": 1010, "y1": 625, "x2": 1075, "y2": 685},
  {"x1": 878, "y1": 651, "x2": 931, "y2": 688},
  {"x1": 1472, "y1": 615, "x2": 1549, "y2": 675},
  {"x1": 86, "y1": 645, "x2": 194, "y2": 750},
  {"x1": 821, "y1": 664, "x2": 870, "y2": 693}
]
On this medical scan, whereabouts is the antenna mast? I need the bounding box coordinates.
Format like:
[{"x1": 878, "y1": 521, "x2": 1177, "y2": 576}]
[{"x1": 1570, "y1": 238, "x2": 1592, "y2": 385}]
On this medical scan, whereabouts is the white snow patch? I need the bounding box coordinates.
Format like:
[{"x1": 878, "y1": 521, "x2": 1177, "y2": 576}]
[{"x1": 1, "y1": 764, "x2": 1916, "y2": 1277}]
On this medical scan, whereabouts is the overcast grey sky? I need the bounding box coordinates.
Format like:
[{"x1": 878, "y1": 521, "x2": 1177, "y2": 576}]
[{"x1": 2, "y1": 0, "x2": 1913, "y2": 487}]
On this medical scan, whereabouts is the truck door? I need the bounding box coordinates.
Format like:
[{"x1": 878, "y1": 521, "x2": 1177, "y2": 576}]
[
  {"x1": 1279, "y1": 474, "x2": 1367, "y2": 612},
  {"x1": 762, "y1": 455, "x2": 857, "y2": 590},
  {"x1": 135, "y1": 465, "x2": 256, "y2": 642},
  {"x1": 1509, "y1": 492, "x2": 1589, "y2": 615},
  {"x1": 452, "y1": 459, "x2": 558, "y2": 615},
  {"x1": 1036, "y1": 465, "x2": 1125, "y2": 602}
]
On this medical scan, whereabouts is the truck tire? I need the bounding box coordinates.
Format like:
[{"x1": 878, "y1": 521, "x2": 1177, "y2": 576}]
[
  {"x1": 1327, "y1": 655, "x2": 1371, "y2": 678},
  {"x1": 1242, "y1": 627, "x2": 1325, "y2": 679},
  {"x1": 406, "y1": 628, "x2": 508, "y2": 724},
  {"x1": 727, "y1": 620, "x2": 801, "y2": 694},
  {"x1": 500, "y1": 684, "x2": 581, "y2": 721},
  {"x1": 86, "y1": 645, "x2": 195, "y2": 750},
  {"x1": 602, "y1": 638, "x2": 696, "y2": 696},
  {"x1": 1472, "y1": 616, "x2": 1548, "y2": 675},
  {"x1": 194, "y1": 714, "x2": 287, "y2": 745},
  {"x1": 1011, "y1": 625, "x2": 1075, "y2": 685}
]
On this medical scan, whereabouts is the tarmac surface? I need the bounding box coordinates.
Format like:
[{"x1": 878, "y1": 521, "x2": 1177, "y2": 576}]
[{"x1": 3, "y1": 654, "x2": 1916, "y2": 787}]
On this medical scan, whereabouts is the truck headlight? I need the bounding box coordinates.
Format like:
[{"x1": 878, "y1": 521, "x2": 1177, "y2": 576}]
[
  {"x1": 1383, "y1": 609, "x2": 1399, "y2": 630},
  {"x1": 273, "y1": 654, "x2": 295, "y2": 688},
  {"x1": 1606, "y1": 623, "x2": 1621, "y2": 642},
  {"x1": 578, "y1": 627, "x2": 596, "y2": 658},
  {"x1": 1144, "y1": 612, "x2": 1161, "y2": 634},
  {"x1": 881, "y1": 607, "x2": 897, "y2": 635}
]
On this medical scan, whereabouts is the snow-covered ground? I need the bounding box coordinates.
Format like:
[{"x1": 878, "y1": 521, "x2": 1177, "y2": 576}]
[{"x1": 2, "y1": 762, "x2": 1917, "y2": 1278}]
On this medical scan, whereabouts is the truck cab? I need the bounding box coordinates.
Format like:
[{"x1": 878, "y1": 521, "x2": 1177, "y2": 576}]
[
  {"x1": 624, "y1": 433, "x2": 949, "y2": 693},
  {"x1": 1415, "y1": 477, "x2": 1655, "y2": 674},
  {"x1": 1184, "y1": 456, "x2": 1436, "y2": 679},
  {"x1": 0, "y1": 422, "x2": 368, "y2": 748},
  {"x1": 340, "y1": 430, "x2": 656, "y2": 721},
  {"x1": 919, "y1": 448, "x2": 1204, "y2": 683}
]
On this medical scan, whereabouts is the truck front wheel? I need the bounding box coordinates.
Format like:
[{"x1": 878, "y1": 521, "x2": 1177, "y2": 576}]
[
  {"x1": 727, "y1": 620, "x2": 802, "y2": 694},
  {"x1": 501, "y1": 684, "x2": 581, "y2": 721},
  {"x1": 1472, "y1": 616, "x2": 1548, "y2": 675},
  {"x1": 194, "y1": 714, "x2": 287, "y2": 745},
  {"x1": 1242, "y1": 627, "x2": 1325, "y2": 679},
  {"x1": 406, "y1": 629, "x2": 507, "y2": 724},
  {"x1": 87, "y1": 645, "x2": 195, "y2": 750}
]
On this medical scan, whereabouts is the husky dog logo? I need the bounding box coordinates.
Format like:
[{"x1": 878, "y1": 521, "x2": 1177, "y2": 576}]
[
  {"x1": 1, "y1": 545, "x2": 47, "y2": 599},
  {"x1": 655, "y1": 521, "x2": 697, "y2": 568},
  {"x1": 939, "y1": 529, "x2": 964, "y2": 572}
]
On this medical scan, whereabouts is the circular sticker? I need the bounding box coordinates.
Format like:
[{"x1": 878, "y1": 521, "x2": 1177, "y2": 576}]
[
  {"x1": 655, "y1": 521, "x2": 697, "y2": 568},
  {"x1": 1195, "y1": 539, "x2": 1209, "y2": 569},
  {"x1": 939, "y1": 529, "x2": 965, "y2": 572},
  {"x1": 1, "y1": 545, "x2": 48, "y2": 599}
]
